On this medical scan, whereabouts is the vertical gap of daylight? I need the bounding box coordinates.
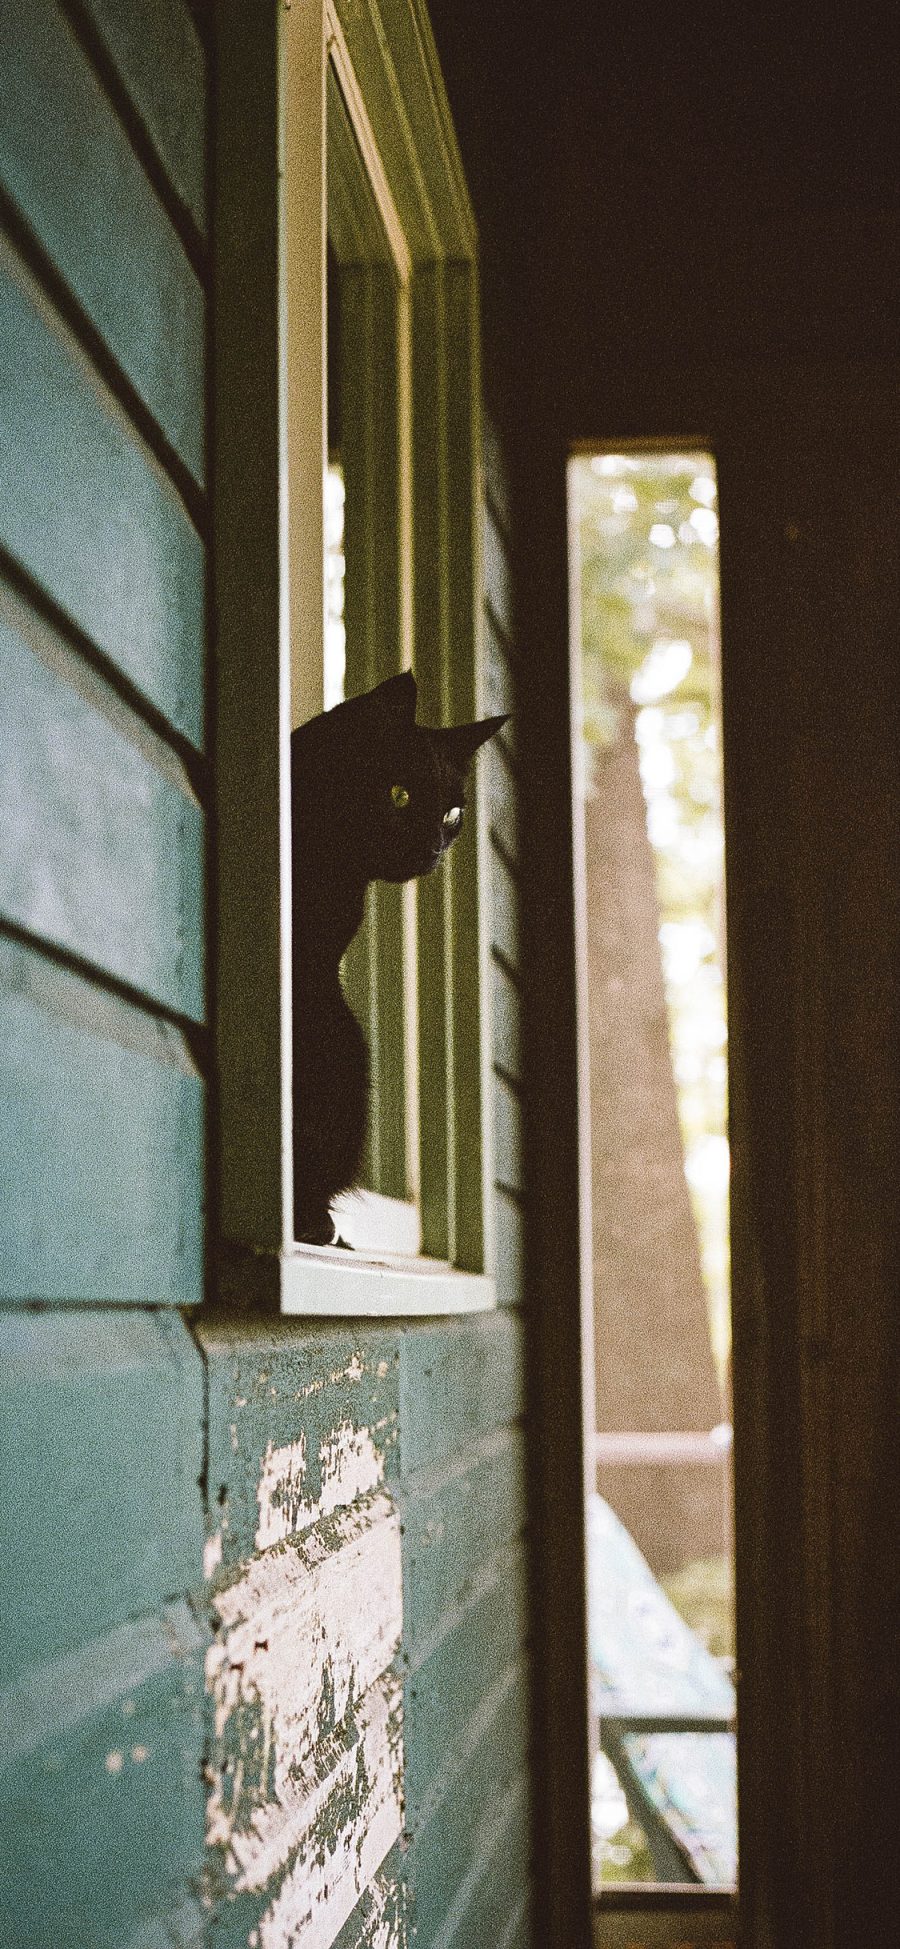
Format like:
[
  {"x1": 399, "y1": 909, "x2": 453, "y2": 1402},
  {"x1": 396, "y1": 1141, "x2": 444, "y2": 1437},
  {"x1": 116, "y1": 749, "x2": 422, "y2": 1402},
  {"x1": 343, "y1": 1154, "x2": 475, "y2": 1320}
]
[{"x1": 570, "y1": 449, "x2": 737, "y2": 1893}]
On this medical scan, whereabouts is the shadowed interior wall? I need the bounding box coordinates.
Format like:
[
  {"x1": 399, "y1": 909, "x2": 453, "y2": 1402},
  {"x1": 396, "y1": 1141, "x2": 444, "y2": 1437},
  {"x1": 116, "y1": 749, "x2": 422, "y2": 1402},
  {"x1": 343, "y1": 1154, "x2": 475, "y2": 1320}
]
[{"x1": 427, "y1": 6, "x2": 900, "y2": 1945}]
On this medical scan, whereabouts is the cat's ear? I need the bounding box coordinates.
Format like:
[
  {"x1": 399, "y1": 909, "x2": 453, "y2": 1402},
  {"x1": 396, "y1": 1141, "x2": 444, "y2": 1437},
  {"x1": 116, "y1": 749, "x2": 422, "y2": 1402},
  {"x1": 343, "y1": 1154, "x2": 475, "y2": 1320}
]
[
  {"x1": 431, "y1": 714, "x2": 509, "y2": 771},
  {"x1": 367, "y1": 670, "x2": 418, "y2": 721}
]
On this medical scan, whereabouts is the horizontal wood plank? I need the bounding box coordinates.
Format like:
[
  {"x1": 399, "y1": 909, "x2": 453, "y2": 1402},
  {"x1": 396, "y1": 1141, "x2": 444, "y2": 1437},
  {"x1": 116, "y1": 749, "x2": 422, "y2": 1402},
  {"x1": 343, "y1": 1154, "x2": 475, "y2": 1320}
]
[
  {"x1": 0, "y1": 588, "x2": 204, "y2": 1020},
  {"x1": 0, "y1": 1310, "x2": 203, "y2": 1687},
  {"x1": 329, "y1": 1845, "x2": 407, "y2": 1949},
  {"x1": 494, "y1": 1068, "x2": 524, "y2": 1196},
  {"x1": 81, "y1": 0, "x2": 207, "y2": 235},
  {"x1": 122, "y1": 1896, "x2": 206, "y2": 1949},
  {"x1": 404, "y1": 1540, "x2": 528, "y2": 1819},
  {"x1": 206, "y1": 1514, "x2": 403, "y2": 1949},
  {"x1": 406, "y1": 1666, "x2": 530, "y2": 1948},
  {"x1": 200, "y1": 1320, "x2": 401, "y2": 1563},
  {"x1": 398, "y1": 1312, "x2": 525, "y2": 1479},
  {"x1": 400, "y1": 1426, "x2": 527, "y2": 1659},
  {"x1": 0, "y1": 1602, "x2": 205, "y2": 1949},
  {"x1": 426, "y1": 1772, "x2": 531, "y2": 1949},
  {"x1": 0, "y1": 934, "x2": 203, "y2": 1303},
  {"x1": 202, "y1": 1343, "x2": 404, "y2": 1949},
  {"x1": 496, "y1": 1890, "x2": 533, "y2": 1949},
  {"x1": 1, "y1": 0, "x2": 205, "y2": 480},
  {"x1": 0, "y1": 237, "x2": 205, "y2": 747}
]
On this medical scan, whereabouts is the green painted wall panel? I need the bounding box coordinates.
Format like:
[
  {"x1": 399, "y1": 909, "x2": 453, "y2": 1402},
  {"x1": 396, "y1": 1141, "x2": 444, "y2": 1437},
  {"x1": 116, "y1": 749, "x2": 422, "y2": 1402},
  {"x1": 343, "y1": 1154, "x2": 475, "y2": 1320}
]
[
  {"x1": 400, "y1": 1426, "x2": 527, "y2": 1660},
  {"x1": 0, "y1": 1310, "x2": 204, "y2": 1686},
  {"x1": 406, "y1": 1670, "x2": 529, "y2": 1949},
  {"x1": 0, "y1": 591, "x2": 204, "y2": 1020},
  {"x1": 198, "y1": 1311, "x2": 531, "y2": 1943},
  {"x1": 0, "y1": 6, "x2": 210, "y2": 1946},
  {"x1": 0, "y1": 936, "x2": 203, "y2": 1303},
  {"x1": 404, "y1": 1542, "x2": 527, "y2": 1822},
  {"x1": 83, "y1": 0, "x2": 207, "y2": 235},
  {"x1": 0, "y1": 1603, "x2": 205, "y2": 1949},
  {"x1": 398, "y1": 1314, "x2": 524, "y2": 1479},
  {"x1": 0, "y1": 0, "x2": 205, "y2": 481},
  {"x1": 438, "y1": 1778, "x2": 531, "y2": 1949},
  {"x1": 329, "y1": 1845, "x2": 407, "y2": 1949},
  {"x1": 123, "y1": 1894, "x2": 206, "y2": 1949},
  {"x1": 201, "y1": 1321, "x2": 401, "y2": 1563},
  {"x1": 0, "y1": 241, "x2": 205, "y2": 747},
  {"x1": 200, "y1": 1321, "x2": 405, "y2": 1949}
]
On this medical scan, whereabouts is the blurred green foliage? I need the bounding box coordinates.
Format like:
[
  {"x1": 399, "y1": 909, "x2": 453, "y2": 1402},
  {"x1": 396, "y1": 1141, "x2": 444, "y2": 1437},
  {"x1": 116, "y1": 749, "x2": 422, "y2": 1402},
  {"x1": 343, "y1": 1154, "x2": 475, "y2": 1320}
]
[
  {"x1": 571, "y1": 453, "x2": 731, "y2": 1382},
  {"x1": 663, "y1": 1553, "x2": 735, "y2": 1663}
]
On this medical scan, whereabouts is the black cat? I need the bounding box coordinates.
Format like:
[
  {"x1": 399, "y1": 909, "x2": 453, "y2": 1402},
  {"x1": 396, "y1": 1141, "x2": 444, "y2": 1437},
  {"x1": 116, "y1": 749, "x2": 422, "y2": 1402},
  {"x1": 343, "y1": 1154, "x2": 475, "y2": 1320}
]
[{"x1": 291, "y1": 670, "x2": 506, "y2": 1245}]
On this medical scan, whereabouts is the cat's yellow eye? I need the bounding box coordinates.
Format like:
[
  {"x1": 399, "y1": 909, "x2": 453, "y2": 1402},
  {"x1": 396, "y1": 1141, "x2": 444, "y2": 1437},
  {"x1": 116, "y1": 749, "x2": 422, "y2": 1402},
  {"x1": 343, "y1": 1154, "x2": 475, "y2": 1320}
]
[
  {"x1": 391, "y1": 784, "x2": 410, "y2": 809},
  {"x1": 443, "y1": 805, "x2": 462, "y2": 827}
]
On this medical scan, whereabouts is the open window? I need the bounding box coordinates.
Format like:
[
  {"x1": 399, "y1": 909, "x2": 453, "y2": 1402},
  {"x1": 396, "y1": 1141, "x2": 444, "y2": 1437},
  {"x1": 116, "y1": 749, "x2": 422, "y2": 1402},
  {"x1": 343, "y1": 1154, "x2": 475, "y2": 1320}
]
[
  {"x1": 214, "y1": 0, "x2": 496, "y2": 1314},
  {"x1": 569, "y1": 447, "x2": 738, "y2": 1944},
  {"x1": 322, "y1": 50, "x2": 419, "y2": 1253}
]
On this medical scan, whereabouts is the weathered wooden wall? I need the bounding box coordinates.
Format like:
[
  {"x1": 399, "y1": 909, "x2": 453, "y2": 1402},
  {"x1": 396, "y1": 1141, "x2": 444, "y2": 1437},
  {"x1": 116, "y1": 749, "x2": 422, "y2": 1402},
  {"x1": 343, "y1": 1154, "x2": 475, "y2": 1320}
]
[
  {"x1": 0, "y1": 2, "x2": 210, "y2": 1944},
  {"x1": 1, "y1": 7, "x2": 533, "y2": 1944},
  {"x1": 200, "y1": 423, "x2": 532, "y2": 1949}
]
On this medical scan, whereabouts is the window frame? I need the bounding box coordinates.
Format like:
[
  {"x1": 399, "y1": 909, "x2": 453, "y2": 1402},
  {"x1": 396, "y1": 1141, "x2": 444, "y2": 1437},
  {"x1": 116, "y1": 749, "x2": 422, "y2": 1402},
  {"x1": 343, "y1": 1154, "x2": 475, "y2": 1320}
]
[
  {"x1": 324, "y1": 64, "x2": 420, "y2": 1239},
  {"x1": 213, "y1": 0, "x2": 496, "y2": 1316}
]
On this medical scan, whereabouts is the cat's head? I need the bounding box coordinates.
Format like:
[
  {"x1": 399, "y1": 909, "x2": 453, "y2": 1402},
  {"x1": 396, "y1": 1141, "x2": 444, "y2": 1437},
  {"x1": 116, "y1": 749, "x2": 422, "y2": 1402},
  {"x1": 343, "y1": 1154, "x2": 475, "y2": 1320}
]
[{"x1": 297, "y1": 671, "x2": 507, "y2": 883}]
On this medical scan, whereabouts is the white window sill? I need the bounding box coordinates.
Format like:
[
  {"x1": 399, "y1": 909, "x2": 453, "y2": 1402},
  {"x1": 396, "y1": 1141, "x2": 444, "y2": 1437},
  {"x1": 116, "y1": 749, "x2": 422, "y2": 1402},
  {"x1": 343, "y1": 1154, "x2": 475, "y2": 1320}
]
[{"x1": 280, "y1": 1243, "x2": 495, "y2": 1317}]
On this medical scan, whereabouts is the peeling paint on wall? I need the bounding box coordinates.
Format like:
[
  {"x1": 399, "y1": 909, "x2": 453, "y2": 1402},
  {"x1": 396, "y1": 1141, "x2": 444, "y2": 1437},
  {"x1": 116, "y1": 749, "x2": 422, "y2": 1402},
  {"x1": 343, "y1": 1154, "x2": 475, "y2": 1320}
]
[
  {"x1": 259, "y1": 1666, "x2": 403, "y2": 1949},
  {"x1": 203, "y1": 1527, "x2": 224, "y2": 1579},
  {"x1": 255, "y1": 1422, "x2": 383, "y2": 1552},
  {"x1": 207, "y1": 1429, "x2": 404, "y2": 1949}
]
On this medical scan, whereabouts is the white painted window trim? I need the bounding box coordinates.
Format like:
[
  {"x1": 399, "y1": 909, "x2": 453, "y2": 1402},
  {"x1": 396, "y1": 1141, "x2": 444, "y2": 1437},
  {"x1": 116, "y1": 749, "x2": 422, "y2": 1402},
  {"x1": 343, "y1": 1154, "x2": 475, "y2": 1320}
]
[
  {"x1": 217, "y1": 0, "x2": 495, "y2": 1317},
  {"x1": 214, "y1": 2, "x2": 494, "y2": 1314},
  {"x1": 281, "y1": 1244, "x2": 493, "y2": 1318}
]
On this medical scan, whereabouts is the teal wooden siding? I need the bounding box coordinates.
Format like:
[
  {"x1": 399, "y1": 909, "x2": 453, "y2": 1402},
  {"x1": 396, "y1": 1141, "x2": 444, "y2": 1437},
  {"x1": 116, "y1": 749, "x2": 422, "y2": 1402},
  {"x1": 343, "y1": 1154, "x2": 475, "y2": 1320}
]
[
  {"x1": 200, "y1": 421, "x2": 532, "y2": 1949},
  {"x1": 0, "y1": 0, "x2": 208, "y2": 1301},
  {"x1": 0, "y1": 4, "x2": 209, "y2": 1943},
  {"x1": 0, "y1": 1311, "x2": 206, "y2": 1949},
  {"x1": 200, "y1": 1312, "x2": 530, "y2": 1949},
  {"x1": 1, "y1": 9, "x2": 533, "y2": 1947}
]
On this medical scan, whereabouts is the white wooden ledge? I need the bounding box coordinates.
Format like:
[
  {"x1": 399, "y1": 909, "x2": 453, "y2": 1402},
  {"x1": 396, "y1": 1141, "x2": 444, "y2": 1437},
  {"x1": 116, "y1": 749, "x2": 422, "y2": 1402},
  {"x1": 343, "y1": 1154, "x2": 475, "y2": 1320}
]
[{"x1": 280, "y1": 1243, "x2": 495, "y2": 1317}]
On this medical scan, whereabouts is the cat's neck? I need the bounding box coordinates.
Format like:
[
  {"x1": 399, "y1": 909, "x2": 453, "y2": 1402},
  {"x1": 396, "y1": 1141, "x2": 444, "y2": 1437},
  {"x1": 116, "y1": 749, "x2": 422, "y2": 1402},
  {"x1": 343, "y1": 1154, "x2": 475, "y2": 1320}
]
[{"x1": 294, "y1": 852, "x2": 367, "y2": 976}]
